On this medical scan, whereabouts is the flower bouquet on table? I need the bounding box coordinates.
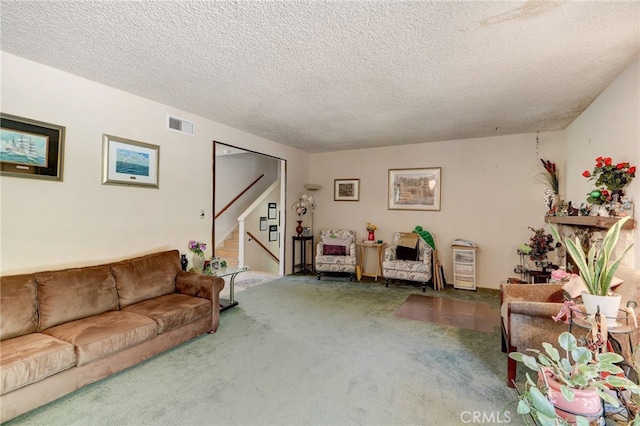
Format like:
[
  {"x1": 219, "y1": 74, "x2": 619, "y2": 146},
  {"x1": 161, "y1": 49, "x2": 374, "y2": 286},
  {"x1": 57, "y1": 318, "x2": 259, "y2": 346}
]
[
  {"x1": 188, "y1": 240, "x2": 207, "y2": 273},
  {"x1": 292, "y1": 194, "x2": 314, "y2": 218},
  {"x1": 365, "y1": 223, "x2": 377, "y2": 242}
]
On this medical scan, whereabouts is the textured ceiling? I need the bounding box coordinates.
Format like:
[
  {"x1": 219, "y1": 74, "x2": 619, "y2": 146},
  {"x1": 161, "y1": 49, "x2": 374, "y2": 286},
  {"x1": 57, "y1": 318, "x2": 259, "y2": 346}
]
[{"x1": 1, "y1": 1, "x2": 639, "y2": 153}]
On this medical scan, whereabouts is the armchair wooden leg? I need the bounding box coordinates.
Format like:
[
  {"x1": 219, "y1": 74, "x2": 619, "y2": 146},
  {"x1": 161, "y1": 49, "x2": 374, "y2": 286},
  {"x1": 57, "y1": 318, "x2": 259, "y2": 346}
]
[
  {"x1": 385, "y1": 278, "x2": 390, "y2": 287},
  {"x1": 507, "y1": 355, "x2": 517, "y2": 388},
  {"x1": 317, "y1": 272, "x2": 321, "y2": 280},
  {"x1": 421, "y1": 282, "x2": 427, "y2": 292}
]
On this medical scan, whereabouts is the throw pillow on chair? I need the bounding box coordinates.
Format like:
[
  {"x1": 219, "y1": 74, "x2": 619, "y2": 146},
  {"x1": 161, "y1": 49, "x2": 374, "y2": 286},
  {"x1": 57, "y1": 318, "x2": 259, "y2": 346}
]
[{"x1": 323, "y1": 244, "x2": 347, "y2": 256}]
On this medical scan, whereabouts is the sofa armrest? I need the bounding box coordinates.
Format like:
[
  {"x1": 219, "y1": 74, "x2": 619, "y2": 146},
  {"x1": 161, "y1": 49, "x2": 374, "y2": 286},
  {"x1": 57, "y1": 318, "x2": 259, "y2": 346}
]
[
  {"x1": 500, "y1": 283, "x2": 565, "y2": 305},
  {"x1": 420, "y1": 247, "x2": 433, "y2": 265},
  {"x1": 175, "y1": 272, "x2": 225, "y2": 332},
  {"x1": 508, "y1": 301, "x2": 563, "y2": 318},
  {"x1": 384, "y1": 246, "x2": 398, "y2": 261}
]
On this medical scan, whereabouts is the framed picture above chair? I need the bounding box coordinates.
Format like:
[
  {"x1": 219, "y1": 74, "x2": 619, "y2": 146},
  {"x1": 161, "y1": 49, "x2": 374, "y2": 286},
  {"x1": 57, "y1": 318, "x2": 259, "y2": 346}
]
[{"x1": 388, "y1": 167, "x2": 441, "y2": 211}]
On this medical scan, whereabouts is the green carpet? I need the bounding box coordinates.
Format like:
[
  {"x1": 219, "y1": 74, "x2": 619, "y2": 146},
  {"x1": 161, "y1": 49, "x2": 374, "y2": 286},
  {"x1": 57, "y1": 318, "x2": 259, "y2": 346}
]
[{"x1": 7, "y1": 276, "x2": 525, "y2": 426}]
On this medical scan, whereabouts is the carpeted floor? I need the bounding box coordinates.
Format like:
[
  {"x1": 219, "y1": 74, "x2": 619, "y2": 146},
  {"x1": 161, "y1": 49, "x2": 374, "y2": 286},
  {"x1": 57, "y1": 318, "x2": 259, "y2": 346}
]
[{"x1": 6, "y1": 276, "x2": 525, "y2": 426}]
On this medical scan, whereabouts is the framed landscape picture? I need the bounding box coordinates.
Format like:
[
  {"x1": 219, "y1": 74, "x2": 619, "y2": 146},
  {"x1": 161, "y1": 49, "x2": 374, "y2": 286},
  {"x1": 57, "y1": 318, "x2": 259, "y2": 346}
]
[
  {"x1": 102, "y1": 134, "x2": 159, "y2": 188},
  {"x1": 334, "y1": 178, "x2": 360, "y2": 201},
  {"x1": 388, "y1": 167, "x2": 441, "y2": 211},
  {"x1": 0, "y1": 113, "x2": 65, "y2": 181}
]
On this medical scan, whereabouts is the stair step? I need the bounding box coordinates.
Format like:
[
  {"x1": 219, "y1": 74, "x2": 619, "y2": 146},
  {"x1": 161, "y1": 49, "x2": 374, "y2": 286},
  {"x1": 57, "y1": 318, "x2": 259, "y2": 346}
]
[
  {"x1": 223, "y1": 240, "x2": 239, "y2": 249},
  {"x1": 217, "y1": 248, "x2": 238, "y2": 258}
]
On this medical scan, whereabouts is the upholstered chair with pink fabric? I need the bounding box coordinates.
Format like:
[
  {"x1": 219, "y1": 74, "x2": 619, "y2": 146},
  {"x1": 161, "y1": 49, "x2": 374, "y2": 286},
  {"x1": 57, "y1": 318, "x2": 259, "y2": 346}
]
[{"x1": 315, "y1": 230, "x2": 357, "y2": 281}]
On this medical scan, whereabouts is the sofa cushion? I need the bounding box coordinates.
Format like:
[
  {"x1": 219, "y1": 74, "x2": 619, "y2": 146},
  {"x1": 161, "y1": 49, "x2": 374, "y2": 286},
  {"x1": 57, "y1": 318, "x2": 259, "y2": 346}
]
[
  {"x1": 398, "y1": 233, "x2": 419, "y2": 248},
  {"x1": 323, "y1": 244, "x2": 347, "y2": 256},
  {"x1": 35, "y1": 265, "x2": 119, "y2": 331},
  {"x1": 112, "y1": 250, "x2": 181, "y2": 308},
  {"x1": 121, "y1": 293, "x2": 212, "y2": 334},
  {"x1": 0, "y1": 274, "x2": 37, "y2": 341},
  {"x1": 43, "y1": 311, "x2": 157, "y2": 366},
  {"x1": 0, "y1": 333, "x2": 76, "y2": 395},
  {"x1": 321, "y1": 236, "x2": 353, "y2": 256},
  {"x1": 396, "y1": 244, "x2": 418, "y2": 261}
]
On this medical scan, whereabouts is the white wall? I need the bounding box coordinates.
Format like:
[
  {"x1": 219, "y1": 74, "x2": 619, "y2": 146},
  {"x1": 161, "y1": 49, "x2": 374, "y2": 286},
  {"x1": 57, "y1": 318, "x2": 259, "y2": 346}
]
[
  {"x1": 309, "y1": 132, "x2": 566, "y2": 290},
  {"x1": 565, "y1": 58, "x2": 640, "y2": 267},
  {"x1": 0, "y1": 52, "x2": 309, "y2": 275},
  {"x1": 2, "y1": 51, "x2": 636, "y2": 282}
]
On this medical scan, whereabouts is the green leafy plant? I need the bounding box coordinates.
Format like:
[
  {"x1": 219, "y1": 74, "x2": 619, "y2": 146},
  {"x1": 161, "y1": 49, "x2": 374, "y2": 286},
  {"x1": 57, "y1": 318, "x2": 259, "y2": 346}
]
[
  {"x1": 550, "y1": 216, "x2": 633, "y2": 296},
  {"x1": 510, "y1": 332, "x2": 640, "y2": 426}
]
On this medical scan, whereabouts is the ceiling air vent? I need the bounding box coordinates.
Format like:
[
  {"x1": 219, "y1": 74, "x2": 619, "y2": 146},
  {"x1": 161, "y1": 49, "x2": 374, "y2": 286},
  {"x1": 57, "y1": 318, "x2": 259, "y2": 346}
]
[{"x1": 167, "y1": 115, "x2": 195, "y2": 135}]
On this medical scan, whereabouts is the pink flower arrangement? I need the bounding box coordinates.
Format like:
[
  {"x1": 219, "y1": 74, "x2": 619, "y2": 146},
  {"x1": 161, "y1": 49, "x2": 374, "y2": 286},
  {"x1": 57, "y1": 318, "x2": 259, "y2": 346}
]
[
  {"x1": 550, "y1": 268, "x2": 577, "y2": 283},
  {"x1": 188, "y1": 240, "x2": 207, "y2": 256}
]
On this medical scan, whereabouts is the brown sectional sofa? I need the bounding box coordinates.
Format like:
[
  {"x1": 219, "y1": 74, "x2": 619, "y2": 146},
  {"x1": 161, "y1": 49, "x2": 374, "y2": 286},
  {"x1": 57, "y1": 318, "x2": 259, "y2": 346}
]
[{"x1": 0, "y1": 250, "x2": 225, "y2": 422}]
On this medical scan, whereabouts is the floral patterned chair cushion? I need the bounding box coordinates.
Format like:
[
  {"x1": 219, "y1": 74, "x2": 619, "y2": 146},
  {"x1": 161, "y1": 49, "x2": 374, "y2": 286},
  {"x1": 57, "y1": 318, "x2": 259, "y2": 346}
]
[
  {"x1": 315, "y1": 230, "x2": 357, "y2": 281},
  {"x1": 382, "y1": 232, "x2": 434, "y2": 292}
]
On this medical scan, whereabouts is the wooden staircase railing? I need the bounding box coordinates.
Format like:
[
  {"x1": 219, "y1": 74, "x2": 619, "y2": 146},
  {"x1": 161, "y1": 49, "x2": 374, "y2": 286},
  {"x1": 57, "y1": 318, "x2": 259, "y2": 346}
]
[
  {"x1": 246, "y1": 231, "x2": 279, "y2": 263},
  {"x1": 215, "y1": 174, "x2": 264, "y2": 220}
]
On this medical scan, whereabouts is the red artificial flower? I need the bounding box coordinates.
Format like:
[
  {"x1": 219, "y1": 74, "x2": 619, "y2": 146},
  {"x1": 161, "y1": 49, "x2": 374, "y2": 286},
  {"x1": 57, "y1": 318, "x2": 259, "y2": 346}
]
[
  {"x1": 630, "y1": 166, "x2": 637, "y2": 175},
  {"x1": 601, "y1": 189, "x2": 609, "y2": 195},
  {"x1": 582, "y1": 170, "x2": 591, "y2": 177},
  {"x1": 617, "y1": 163, "x2": 625, "y2": 169},
  {"x1": 596, "y1": 156, "x2": 603, "y2": 163},
  {"x1": 604, "y1": 157, "x2": 612, "y2": 166}
]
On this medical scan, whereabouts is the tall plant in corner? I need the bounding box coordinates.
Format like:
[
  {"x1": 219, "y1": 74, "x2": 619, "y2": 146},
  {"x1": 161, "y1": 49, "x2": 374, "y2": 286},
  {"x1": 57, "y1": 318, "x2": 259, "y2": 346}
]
[{"x1": 550, "y1": 216, "x2": 633, "y2": 296}]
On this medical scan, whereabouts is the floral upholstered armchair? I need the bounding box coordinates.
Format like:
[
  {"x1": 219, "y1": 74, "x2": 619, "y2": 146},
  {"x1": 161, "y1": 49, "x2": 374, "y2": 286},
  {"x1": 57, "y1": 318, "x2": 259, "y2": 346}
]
[
  {"x1": 315, "y1": 230, "x2": 357, "y2": 281},
  {"x1": 382, "y1": 232, "x2": 434, "y2": 292}
]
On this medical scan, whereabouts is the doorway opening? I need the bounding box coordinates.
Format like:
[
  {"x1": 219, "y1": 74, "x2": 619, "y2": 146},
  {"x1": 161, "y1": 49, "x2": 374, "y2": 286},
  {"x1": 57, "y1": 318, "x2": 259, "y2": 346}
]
[{"x1": 213, "y1": 142, "x2": 286, "y2": 276}]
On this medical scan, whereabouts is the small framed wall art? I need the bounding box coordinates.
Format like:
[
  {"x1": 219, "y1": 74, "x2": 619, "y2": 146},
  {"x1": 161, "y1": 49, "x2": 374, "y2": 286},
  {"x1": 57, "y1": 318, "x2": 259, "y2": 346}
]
[
  {"x1": 388, "y1": 167, "x2": 441, "y2": 211},
  {"x1": 269, "y1": 225, "x2": 278, "y2": 241},
  {"x1": 102, "y1": 134, "x2": 159, "y2": 188},
  {"x1": 268, "y1": 202, "x2": 277, "y2": 219},
  {"x1": 334, "y1": 178, "x2": 360, "y2": 201},
  {"x1": 0, "y1": 113, "x2": 65, "y2": 181}
]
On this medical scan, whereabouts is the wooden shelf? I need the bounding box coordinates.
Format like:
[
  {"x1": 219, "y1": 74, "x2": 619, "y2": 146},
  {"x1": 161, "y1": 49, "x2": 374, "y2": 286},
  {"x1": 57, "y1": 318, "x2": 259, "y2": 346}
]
[{"x1": 544, "y1": 215, "x2": 635, "y2": 230}]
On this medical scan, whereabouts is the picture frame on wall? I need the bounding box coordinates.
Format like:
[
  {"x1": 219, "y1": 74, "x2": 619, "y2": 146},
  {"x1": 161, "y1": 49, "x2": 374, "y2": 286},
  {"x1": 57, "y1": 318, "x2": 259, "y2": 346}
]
[
  {"x1": 102, "y1": 134, "x2": 159, "y2": 188},
  {"x1": 260, "y1": 216, "x2": 267, "y2": 231},
  {"x1": 269, "y1": 225, "x2": 278, "y2": 241},
  {"x1": 0, "y1": 113, "x2": 65, "y2": 181},
  {"x1": 334, "y1": 178, "x2": 360, "y2": 201},
  {"x1": 268, "y1": 202, "x2": 277, "y2": 219},
  {"x1": 388, "y1": 167, "x2": 441, "y2": 211}
]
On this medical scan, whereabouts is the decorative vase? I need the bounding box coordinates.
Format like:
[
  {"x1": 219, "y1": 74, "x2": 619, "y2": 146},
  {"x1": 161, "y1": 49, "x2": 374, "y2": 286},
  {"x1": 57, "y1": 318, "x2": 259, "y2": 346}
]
[
  {"x1": 192, "y1": 253, "x2": 205, "y2": 273},
  {"x1": 180, "y1": 254, "x2": 189, "y2": 271},
  {"x1": 538, "y1": 368, "x2": 603, "y2": 424},
  {"x1": 367, "y1": 231, "x2": 375, "y2": 241},
  {"x1": 296, "y1": 220, "x2": 304, "y2": 237},
  {"x1": 581, "y1": 292, "x2": 622, "y2": 327}
]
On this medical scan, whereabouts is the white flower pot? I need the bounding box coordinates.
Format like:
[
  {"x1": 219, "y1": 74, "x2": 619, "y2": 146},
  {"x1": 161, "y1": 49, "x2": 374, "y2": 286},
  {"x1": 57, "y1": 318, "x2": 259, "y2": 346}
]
[{"x1": 581, "y1": 292, "x2": 622, "y2": 327}]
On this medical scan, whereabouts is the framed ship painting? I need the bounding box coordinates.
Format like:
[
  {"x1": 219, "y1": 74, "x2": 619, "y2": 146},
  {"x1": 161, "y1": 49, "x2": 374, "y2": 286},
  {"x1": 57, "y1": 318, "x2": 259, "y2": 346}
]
[
  {"x1": 102, "y1": 134, "x2": 159, "y2": 188},
  {"x1": 0, "y1": 113, "x2": 65, "y2": 181}
]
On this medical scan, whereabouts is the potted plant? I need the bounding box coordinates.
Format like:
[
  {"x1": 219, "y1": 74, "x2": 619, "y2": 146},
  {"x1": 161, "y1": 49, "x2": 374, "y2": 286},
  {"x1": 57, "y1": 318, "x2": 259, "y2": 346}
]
[
  {"x1": 550, "y1": 216, "x2": 633, "y2": 326},
  {"x1": 509, "y1": 331, "x2": 640, "y2": 425}
]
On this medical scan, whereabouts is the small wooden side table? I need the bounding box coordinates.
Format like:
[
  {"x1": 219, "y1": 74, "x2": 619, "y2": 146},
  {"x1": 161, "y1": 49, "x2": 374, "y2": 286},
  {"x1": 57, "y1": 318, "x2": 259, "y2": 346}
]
[
  {"x1": 356, "y1": 242, "x2": 387, "y2": 281},
  {"x1": 292, "y1": 236, "x2": 314, "y2": 274}
]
